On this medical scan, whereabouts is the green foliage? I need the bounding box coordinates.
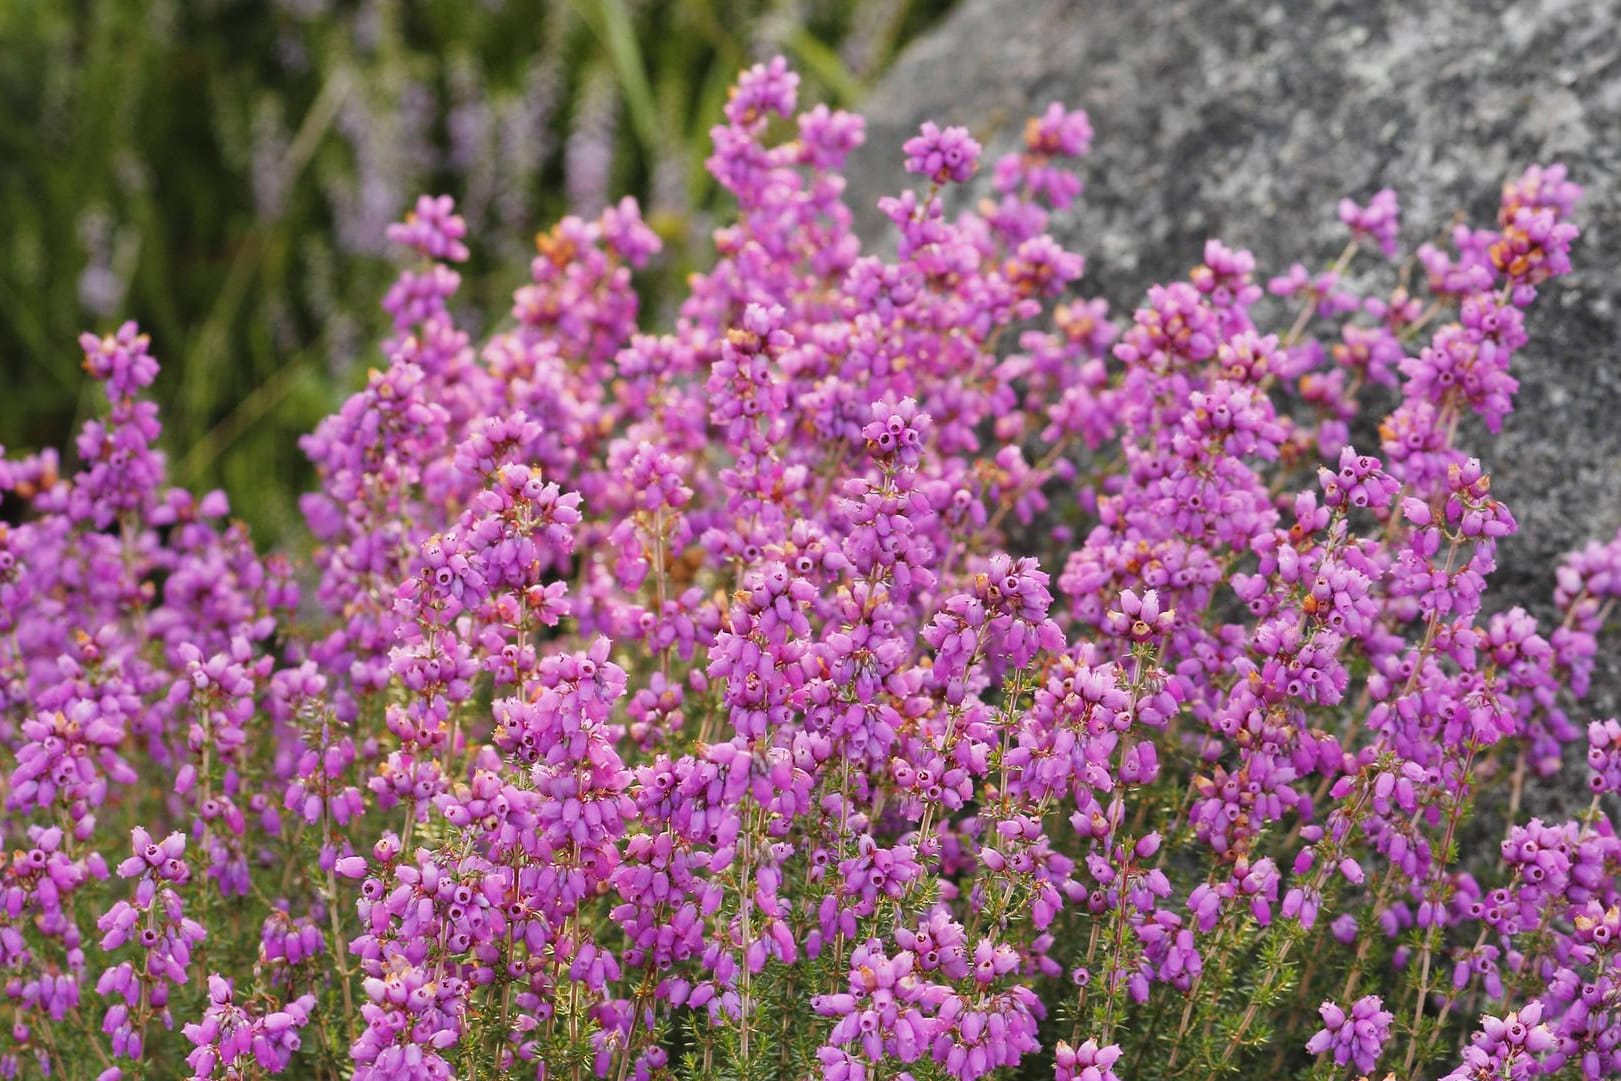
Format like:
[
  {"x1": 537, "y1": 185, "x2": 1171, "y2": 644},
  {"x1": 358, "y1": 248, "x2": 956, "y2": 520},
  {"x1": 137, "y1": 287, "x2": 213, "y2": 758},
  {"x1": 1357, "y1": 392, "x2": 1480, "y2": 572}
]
[{"x1": 0, "y1": 0, "x2": 952, "y2": 544}]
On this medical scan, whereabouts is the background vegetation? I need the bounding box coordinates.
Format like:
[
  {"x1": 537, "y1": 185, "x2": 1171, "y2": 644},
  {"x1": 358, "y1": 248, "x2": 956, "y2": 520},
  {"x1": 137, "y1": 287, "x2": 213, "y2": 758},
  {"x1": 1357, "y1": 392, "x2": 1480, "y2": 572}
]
[{"x1": 0, "y1": 0, "x2": 952, "y2": 543}]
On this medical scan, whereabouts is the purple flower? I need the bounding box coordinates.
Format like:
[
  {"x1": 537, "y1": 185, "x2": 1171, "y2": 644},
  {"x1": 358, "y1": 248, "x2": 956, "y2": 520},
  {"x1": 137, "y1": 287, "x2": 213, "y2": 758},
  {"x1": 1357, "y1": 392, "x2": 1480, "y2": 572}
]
[
  {"x1": 1305, "y1": 995, "x2": 1393, "y2": 1074},
  {"x1": 903, "y1": 121, "x2": 981, "y2": 184},
  {"x1": 386, "y1": 194, "x2": 470, "y2": 263},
  {"x1": 1339, "y1": 188, "x2": 1402, "y2": 258}
]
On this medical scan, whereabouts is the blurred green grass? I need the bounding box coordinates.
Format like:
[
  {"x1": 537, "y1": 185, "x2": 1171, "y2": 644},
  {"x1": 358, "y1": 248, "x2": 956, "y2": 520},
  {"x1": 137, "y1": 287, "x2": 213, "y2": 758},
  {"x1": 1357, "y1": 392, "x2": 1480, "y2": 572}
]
[{"x1": 0, "y1": 0, "x2": 952, "y2": 544}]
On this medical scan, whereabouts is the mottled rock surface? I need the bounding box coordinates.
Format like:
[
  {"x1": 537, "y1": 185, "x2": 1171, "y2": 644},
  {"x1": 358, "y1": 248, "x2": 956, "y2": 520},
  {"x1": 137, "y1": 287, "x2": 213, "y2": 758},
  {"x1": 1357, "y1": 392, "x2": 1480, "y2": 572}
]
[{"x1": 848, "y1": 0, "x2": 1621, "y2": 746}]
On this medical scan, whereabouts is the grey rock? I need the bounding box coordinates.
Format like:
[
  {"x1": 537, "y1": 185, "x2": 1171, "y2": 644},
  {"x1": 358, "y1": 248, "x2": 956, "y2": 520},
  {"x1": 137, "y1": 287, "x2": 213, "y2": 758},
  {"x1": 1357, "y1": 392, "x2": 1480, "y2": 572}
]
[{"x1": 848, "y1": 0, "x2": 1621, "y2": 744}]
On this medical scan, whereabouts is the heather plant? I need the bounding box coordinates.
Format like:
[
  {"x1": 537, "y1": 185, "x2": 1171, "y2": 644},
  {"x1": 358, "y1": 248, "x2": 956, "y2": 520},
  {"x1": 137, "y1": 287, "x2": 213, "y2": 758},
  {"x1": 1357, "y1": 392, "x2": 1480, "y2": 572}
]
[{"x1": 3, "y1": 56, "x2": 1621, "y2": 1081}]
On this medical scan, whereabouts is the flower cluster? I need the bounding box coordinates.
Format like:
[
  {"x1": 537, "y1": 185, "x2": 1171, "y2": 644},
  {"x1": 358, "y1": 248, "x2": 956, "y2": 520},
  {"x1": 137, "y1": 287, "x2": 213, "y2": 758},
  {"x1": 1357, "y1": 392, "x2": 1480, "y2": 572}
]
[
  {"x1": 1305, "y1": 995, "x2": 1393, "y2": 1073},
  {"x1": 1, "y1": 55, "x2": 1617, "y2": 1081}
]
